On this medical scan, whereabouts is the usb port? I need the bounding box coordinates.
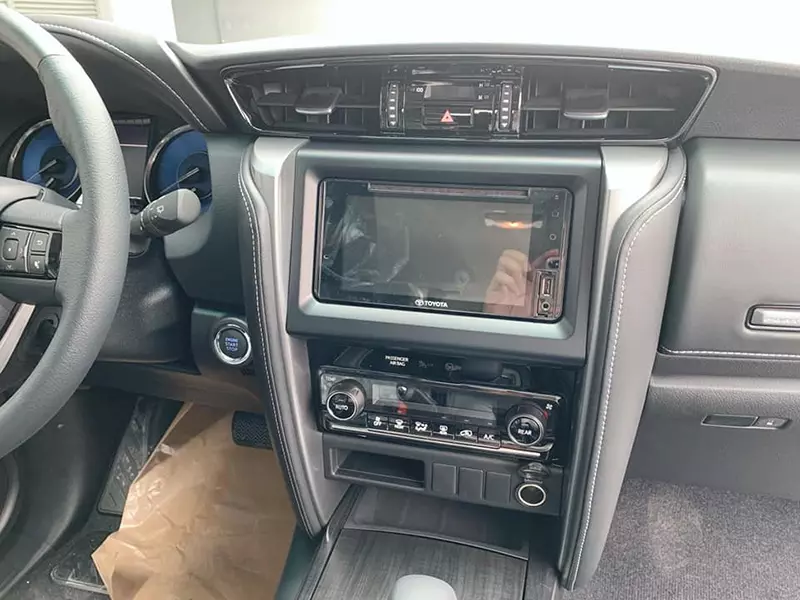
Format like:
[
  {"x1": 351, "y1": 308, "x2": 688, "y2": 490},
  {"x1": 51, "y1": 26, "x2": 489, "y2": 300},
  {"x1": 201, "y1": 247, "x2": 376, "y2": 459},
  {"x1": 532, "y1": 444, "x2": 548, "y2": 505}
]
[{"x1": 539, "y1": 273, "x2": 554, "y2": 298}]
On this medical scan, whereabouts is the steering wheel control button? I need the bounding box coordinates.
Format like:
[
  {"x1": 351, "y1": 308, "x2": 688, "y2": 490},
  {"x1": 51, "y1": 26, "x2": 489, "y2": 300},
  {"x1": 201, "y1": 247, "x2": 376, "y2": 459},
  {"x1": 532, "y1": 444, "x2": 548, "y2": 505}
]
[
  {"x1": 29, "y1": 231, "x2": 49, "y2": 255},
  {"x1": 2, "y1": 239, "x2": 19, "y2": 261},
  {"x1": 212, "y1": 318, "x2": 252, "y2": 367},
  {"x1": 28, "y1": 255, "x2": 45, "y2": 276},
  {"x1": 516, "y1": 483, "x2": 548, "y2": 508},
  {"x1": 0, "y1": 227, "x2": 29, "y2": 273}
]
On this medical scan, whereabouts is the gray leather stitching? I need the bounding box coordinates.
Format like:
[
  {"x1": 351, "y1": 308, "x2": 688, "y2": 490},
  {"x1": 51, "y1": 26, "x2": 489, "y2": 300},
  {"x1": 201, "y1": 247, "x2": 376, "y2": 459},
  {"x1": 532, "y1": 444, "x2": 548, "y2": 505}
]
[
  {"x1": 569, "y1": 176, "x2": 684, "y2": 587},
  {"x1": 661, "y1": 347, "x2": 800, "y2": 359},
  {"x1": 39, "y1": 23, "x2": 208, "y2": 130},
  {"x1": 238, "y1": 171, "x2": 312, "y2": 533}
]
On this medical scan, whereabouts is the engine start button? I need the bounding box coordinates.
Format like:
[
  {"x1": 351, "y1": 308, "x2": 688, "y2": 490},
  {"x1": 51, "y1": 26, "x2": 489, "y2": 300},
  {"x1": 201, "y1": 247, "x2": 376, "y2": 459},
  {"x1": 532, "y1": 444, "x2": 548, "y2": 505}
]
[{"x1": 212, "y1": 318, "x2": 252, "y2": 367}]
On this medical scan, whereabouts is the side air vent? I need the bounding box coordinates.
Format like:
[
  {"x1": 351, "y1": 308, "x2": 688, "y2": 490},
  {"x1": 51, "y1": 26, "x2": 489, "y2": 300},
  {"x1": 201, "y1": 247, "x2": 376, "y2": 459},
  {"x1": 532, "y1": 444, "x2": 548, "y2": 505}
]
[
  {"x1": 521, "y1": 63, "x2": 713, "y2": 141},
  {"x1": 225, "y1": 64, "x2": 382, "y2": 134}
]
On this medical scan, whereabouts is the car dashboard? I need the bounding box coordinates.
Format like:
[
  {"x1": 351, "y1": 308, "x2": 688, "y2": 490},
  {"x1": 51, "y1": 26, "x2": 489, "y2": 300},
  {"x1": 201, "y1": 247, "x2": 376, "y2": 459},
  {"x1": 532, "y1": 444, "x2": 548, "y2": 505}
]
[{"x1": 2, "y1": 13, "x2": 800, "y2": 597}]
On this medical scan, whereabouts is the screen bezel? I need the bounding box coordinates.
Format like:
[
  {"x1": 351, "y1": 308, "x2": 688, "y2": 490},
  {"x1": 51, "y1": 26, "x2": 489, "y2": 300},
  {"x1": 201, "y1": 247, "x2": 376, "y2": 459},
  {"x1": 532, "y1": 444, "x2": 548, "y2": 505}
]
[
  {"x1": 287, "y1": 142, "x2": 600, "y2": 364},
  {"x1": 313, "y1": 179, "x2": 572, "y2": 322}
]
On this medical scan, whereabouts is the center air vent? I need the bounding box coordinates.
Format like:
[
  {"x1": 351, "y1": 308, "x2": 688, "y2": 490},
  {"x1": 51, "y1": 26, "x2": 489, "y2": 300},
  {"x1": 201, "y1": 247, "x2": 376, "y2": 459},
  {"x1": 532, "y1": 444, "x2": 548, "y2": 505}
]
[
  {"x1": 225, "y1": 64, "x2": 382, "y2": 134},
  {"x1": 520, "y1": 62, "x2": 713, "y2": 141},
  {"x1": 224, "y1": 58, "x2": 715, "y2": 143}
]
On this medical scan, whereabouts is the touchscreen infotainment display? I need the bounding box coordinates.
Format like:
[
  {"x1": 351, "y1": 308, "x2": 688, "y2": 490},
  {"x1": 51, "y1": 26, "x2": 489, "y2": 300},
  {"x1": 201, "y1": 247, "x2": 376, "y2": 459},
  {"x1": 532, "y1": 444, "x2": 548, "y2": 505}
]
[{"x1": 316, "y1": 180, "x2": 571, "y2": 321}]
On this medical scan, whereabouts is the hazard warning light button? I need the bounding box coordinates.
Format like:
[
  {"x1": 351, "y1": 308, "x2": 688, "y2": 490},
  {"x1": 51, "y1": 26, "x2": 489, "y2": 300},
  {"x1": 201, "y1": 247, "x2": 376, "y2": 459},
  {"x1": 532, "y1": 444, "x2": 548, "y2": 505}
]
[{"x1": 423, "y1": 107, "x2": 473, "y2": 127}]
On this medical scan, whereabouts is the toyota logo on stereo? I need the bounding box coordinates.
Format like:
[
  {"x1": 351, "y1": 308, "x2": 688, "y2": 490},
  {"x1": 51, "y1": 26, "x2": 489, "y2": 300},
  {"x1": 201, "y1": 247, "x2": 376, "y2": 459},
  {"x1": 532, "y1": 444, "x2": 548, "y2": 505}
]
[{"x1": 415, "y1": 298, "x2": 449, "y2": 308}]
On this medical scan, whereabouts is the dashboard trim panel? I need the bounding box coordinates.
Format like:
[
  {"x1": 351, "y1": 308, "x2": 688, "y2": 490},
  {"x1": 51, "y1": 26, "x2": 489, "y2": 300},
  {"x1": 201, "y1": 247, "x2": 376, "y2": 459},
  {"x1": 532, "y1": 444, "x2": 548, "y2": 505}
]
[
  {"x1": 561, "y1": 146, "x2": 685, "y2": 589},
  {"x1": 240, "y1": 136, "x2": 349, "y2": 537}
]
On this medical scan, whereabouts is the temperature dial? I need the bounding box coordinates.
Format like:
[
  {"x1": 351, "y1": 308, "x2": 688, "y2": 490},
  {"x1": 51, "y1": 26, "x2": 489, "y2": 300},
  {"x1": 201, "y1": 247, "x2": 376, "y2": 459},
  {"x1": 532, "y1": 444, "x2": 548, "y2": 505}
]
[
  {"x1": 505, "y1": 404, "x2": 548, "y2": 447},
  {"x1": 325, "y1": 379, "x2": 366, "y2": 422}
]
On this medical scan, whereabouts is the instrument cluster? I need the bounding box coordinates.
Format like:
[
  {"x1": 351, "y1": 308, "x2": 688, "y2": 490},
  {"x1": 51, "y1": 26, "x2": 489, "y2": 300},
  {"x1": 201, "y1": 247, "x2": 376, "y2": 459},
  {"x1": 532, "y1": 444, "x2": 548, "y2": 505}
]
[{"x1": 7, "y1": 118, "x2": 212, "y2": 213}]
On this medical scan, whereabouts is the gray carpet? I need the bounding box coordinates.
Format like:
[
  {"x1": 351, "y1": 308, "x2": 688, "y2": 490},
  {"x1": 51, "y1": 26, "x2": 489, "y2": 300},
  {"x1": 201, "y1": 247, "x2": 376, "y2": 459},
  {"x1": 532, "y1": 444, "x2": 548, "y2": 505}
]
[{"x1": 568, "y1": 478, "x2": 800, "y2": 600}]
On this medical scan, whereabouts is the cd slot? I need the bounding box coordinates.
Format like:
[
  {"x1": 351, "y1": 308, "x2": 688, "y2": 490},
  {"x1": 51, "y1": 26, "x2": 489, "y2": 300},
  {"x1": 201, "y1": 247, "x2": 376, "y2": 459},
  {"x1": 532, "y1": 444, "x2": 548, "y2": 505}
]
[{"x1": 366, "y1": 182, "x2": 530, "y2": 199}]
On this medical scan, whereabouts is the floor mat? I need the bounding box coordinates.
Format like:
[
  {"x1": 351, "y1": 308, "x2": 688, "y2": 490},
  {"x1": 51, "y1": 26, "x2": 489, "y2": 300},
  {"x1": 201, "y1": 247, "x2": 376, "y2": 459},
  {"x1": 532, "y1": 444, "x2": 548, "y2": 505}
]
[
  {"x1": 93, "y1": 404, "x2": 296, "y2": 600},
  {"x1": 98, "y1": 398, "x2": 181, "y2": 517},
  {"x1": 568, "y1": 478, "x2": 800, "y2": 600}
]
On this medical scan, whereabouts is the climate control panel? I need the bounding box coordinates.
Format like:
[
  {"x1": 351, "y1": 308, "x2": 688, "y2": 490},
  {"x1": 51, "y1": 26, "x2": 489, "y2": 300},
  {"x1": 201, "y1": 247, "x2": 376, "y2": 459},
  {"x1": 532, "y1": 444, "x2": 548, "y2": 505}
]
[{"x1": 319, "y1": 368, "x2": 560, "y2": 461}]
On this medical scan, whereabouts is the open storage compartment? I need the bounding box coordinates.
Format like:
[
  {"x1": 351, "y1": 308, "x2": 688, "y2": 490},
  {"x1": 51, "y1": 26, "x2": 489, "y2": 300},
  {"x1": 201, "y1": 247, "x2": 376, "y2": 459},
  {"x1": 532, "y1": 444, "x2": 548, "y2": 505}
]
[
  {"x1": 331, "y1": 449, "x2": 425, "y2": 489},
  {"x1": 323, "y1": 434, "x2": 563, "y2": 516}
]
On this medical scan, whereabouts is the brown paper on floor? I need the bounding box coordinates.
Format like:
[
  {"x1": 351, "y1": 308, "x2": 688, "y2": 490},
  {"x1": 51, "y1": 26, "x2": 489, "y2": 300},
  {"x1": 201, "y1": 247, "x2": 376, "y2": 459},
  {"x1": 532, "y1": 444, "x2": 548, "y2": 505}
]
[{"x1": 93, "y1": 404, "x2": 296, "y2": 600}]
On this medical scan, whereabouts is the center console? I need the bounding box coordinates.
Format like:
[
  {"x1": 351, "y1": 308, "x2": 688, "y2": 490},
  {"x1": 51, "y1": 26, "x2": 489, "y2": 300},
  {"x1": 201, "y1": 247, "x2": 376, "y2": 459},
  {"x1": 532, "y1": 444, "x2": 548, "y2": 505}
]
[
  {"x1": 240, "y1": 133, "x2": 683, "y2": 593},
  {"x1": 271, "y1": 141, "x2": 602, "y2": 519},
  {"x1": 314, "y1": 345, "x2": 571, "y2": 513}
]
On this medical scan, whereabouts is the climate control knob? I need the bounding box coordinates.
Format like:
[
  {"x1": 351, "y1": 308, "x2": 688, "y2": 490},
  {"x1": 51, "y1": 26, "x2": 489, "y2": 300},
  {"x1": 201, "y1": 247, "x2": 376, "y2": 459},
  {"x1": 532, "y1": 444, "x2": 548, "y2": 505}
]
[
  {"x1": 325, "y1": 379, "x2": 366, "y2": 422},
  {"x1": 505, "y1": 404, "x2": 547, "y2": 447}
]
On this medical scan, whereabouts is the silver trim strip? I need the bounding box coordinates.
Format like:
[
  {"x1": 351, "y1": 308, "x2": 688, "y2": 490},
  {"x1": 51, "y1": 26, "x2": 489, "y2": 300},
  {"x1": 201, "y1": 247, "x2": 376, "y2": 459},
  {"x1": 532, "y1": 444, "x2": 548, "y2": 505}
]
[
  {"x1": 564, "y1": 146, "x2": 683, "y2": 588},
  {"x1": 0, "y1": 304, "x2": 34, "y2": 374},
  {"x1": 597, "y1": 147, "x2": 669, "y2": 280},
  {"x1": 327, "y1": 421, "x2": 554, "y2": 459},
  {"x1": 143, "y1": 124, "x2": 198, "y2": 203}
]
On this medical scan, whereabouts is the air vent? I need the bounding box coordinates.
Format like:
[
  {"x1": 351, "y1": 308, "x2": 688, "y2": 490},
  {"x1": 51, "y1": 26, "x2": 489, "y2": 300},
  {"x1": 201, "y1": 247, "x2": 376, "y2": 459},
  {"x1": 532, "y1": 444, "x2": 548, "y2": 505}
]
[
  {"x1": 225, "y1": 64, "x2": 382, "y2": 134},
  {"x1": 224, "y1": 58, "x2": 714, "y2": 143},
  {"x1": 521, "y1": 63, "x2": 713, "y2": 141}
]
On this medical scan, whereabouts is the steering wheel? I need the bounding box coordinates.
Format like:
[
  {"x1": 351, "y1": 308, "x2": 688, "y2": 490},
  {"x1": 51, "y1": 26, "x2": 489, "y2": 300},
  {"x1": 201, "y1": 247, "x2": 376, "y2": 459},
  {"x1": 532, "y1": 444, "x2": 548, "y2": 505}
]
[{"x1": 0, "y1": 8, "x2": 129, "y2": 458}]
